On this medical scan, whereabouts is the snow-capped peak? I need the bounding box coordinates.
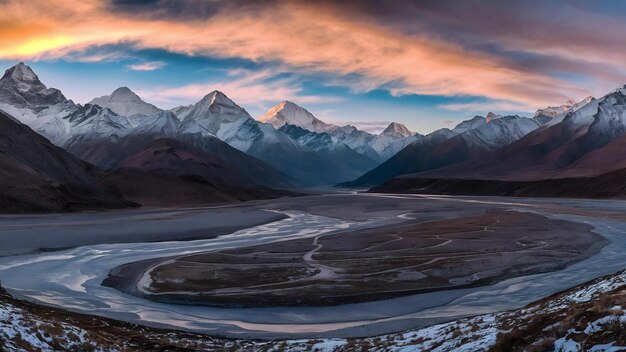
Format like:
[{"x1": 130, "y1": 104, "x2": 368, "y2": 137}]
[
  {"x1": 108, "y1": 87, "x2": 142, "y2": 102},
  {"x1": 258, "y1": 100, "x2": 335, "y2": 133},
  {"x1": 2, "y1": 62, "x2": 38, "y2": 84},
  {"x1": 204, "y1": 90, "x2": 236, "y2": 107},
  {"x1": 485, "y1": 112, "x2": 503, "y2": 122},
  {"x1": 534, "y1": 96, "x2": 594, "y2": 118},
  {"x1": 0, "y1": 62, "x2": 67, "y2": 114},
  {"x1": 534, "y1": 96, "x2": 595, "y2": 125},
  {"x1": 89, "y1": 87, "x2": 161, "y2": 117},
  {"x1": 182, "y1": 90, "x2": 239, "y2": 118},
  {"x1": 452, "y1": 116, "x2": 487, "y2": 134},
  {"x1": 380, "y1": 122, "x2": 412, "y2": 138}
]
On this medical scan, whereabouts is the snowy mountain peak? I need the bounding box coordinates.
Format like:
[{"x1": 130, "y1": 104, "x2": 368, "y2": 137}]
[
  {"x1": 108, "y1": 87, "x2": 142, "y2": 102},
  {"x1": 452, "y1": 116, "x2": 487, "y2": 134},
  {"x1": 203, "y1": 90, "x2": 236, "y2": 107},
  {"x1": 0, "y1": 62, "x2": 66, "y2": 114},
  {"x1": 259, "y1": 100, "x2": 335, "y2": 133},
  {"x1": 534, "y1": 96, "x2": 596, "y2": 125},
  {"x1": 89, "y1": 87, "x2": 161, "y2": 117},
  {"x1": 485, "y1": 112, "x2": 503, "y2": 122},
  {"x1": 534, "y1": 96, "x2": 594, "y2": 118},
  {"x1": 2, "y1": 62, "x2": 39, "y2": 84},
  {"x1": 381, "y1": 122, "x2": 412, "y2": 138}
]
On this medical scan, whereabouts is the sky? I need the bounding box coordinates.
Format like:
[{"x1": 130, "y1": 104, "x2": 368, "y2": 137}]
[{"x1": 2, "y1": 0, "x2": 626, "y2": 134}]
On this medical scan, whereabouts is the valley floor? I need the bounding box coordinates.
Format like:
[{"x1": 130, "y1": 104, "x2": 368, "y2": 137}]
[
  {"x1": 107, "y1": 210, "x2": 603, "y2": 308},
  {"x1": 0, "y1": 193, "x2": 625, "y2": 350}
]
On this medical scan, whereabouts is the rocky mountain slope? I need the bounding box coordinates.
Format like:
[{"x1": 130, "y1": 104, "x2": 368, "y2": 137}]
[
  {"x1": 0, "y1": 62, "x2": 66, "y2": 120},
  {"x1": 104, "y1": 139, "x2": 295, "y2": 206}
]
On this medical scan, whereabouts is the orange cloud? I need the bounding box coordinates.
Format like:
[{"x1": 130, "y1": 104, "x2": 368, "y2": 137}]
[{"x1": 0, "y1": 0, "x2": 591, "y2": 109}]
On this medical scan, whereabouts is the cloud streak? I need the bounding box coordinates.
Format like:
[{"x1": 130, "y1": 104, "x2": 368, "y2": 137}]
[
  {"x1": 439, "y1": 100, "x2": 531, "y2": 113},
  {"x1": 127, "y1": 61, "x2": 166, "y2": 71}
]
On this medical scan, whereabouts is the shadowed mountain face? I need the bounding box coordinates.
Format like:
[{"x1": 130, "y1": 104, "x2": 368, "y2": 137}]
[
  {"x1": 0, "y1": 109, "x2": 133, "y2": 213},
  {"x1": 103, "y1": 138, "x2": 296, "y2": 206},
  {"x1": 278, "y1": 124, "x2": 378, "y2": 180},
  {"x1": 117, "y1": 138, "x2": 293, "y2": 190},
  {"x1": 370, "y1": 168, "x2": 626, "y2": 199},
  {"x1": 343, "y1": 131, "x2": 464, "y2": 187}
]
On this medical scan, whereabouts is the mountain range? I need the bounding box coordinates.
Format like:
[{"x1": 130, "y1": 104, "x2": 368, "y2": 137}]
[
  {"x1": 373, "y1": 85, "x2": 626, "y2": 198},
  {"x1": 0, "y1": 63, "x2": 420, "y2": 187},
  {"x1": 0, "y1": 63, "x2": 304, "y2": 210},
  {"x1": 3, "y1": 61, "x2": 626, "y2": 209}
]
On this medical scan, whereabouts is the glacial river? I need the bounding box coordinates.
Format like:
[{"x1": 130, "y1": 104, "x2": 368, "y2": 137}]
[{"x1": 0, "y1": 194, "x2": 625, "y2": 339}]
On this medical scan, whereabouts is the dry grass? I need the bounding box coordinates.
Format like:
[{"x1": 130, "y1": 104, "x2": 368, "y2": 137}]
[{"x1": 490, "y1": 285, "x2": 626, "y2": 352}]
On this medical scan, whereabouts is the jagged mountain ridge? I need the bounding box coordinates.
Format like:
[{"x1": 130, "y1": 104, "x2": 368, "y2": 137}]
[{"x1": 533, "y1": 96, "x2": 594, "y2": 125}]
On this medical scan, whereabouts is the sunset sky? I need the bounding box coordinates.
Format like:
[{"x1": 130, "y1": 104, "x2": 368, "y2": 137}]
[{"x1": 2, "y1": 0, "x2": 625, "y2": 133}]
